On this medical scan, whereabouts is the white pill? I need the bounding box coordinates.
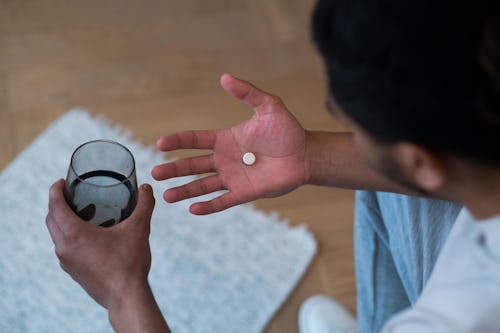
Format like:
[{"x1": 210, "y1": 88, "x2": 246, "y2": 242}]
[{"x1": 242, "y1": 152, "x2": 256, "y2": 166}]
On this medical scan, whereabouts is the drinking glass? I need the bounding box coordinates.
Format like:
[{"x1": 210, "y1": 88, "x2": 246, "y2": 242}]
[{"x1": 64, "y1": 140, "x2": 138, "y2": 227}]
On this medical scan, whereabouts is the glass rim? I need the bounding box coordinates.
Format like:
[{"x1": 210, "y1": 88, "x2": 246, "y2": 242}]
[{"x1": 69, "y1": 139, "x2": 136, "y2": 188}]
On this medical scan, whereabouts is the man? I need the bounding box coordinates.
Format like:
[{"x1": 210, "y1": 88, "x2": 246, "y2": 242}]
[{"x1": 46, "y1": 0, "x2": 499, "y2": 332}]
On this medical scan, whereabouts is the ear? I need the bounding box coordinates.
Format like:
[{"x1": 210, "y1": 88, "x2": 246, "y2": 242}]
[{"x1": 394, "y1": 143, "x2": 447, "y2": 191}]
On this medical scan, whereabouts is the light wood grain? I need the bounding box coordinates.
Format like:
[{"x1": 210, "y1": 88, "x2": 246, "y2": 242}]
[{"x1": 0, "y1": 1, "x2": 357, "y2": 332}]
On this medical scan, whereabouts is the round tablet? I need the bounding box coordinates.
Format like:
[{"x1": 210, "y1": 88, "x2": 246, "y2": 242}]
[{"x1": 242, "y1": 152, "x2": 256, "y2": 166}]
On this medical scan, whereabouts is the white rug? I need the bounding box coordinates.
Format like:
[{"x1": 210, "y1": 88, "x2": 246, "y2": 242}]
[{"x1": 0, "y1": 109, "x2": 317, "y2": 333}]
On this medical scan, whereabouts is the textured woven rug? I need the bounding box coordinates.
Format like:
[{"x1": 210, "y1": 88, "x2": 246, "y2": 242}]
[{"x1": 0, "y1": 109, "x2": 316, "y2": 333}]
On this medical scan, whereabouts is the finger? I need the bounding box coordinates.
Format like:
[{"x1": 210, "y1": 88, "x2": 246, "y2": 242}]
[
  {"x1": 125, "y1": 184, "x2": 155, "y2": 227},
  {"x1": 45, "y1": 212, "x2": 65, "y2": 246},
  {"x1": 220, "y1": 73, "x2": 282, "y2": 115},
  {"x1": 164, "y1": 175, "x2": 224, "y2": 203},
  {"x1": 48, "y1": 179, "x2": 85, "y2": 234},
  {"x1": 156, "y1": 130, "x2": 216, "y2": 151},
  {"x1": 189, "y1": 191, "x2": 243, "y2": 215},
  {"x1": 151, "y1": 154, "x2": 215, "y2": 180}
]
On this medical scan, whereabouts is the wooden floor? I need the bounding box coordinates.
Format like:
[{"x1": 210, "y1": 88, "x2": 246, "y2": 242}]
[{"x1": 0, "y1": 1, "x2": 356, "y2": 332}]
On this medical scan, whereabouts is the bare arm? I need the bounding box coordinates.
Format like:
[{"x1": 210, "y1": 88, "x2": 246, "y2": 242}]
[
  {"x1": 109, "y1": 281, "x2": 171, "y2": 333},
  {"x1": 305, "y1": 131, "x2": 416, "y2": 194}
]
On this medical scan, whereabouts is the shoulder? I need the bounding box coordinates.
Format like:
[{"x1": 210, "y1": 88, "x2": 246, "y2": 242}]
[{"x1": 381, "y1": 209, "x2": 500, "y2": 333}]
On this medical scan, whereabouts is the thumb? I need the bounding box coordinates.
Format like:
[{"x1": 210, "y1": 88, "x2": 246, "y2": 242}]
[
  {"x1": 220, "y1": 73, "x2": 282, "y2": 115},
  {"x1": 126, "y1": 184, "x2": 155, "y2": 227}
]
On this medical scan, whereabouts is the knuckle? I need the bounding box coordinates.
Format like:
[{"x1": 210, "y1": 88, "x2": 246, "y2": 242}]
[
  {"x1": 174, "y1": 132, "x2": 183, "y2": 148},
  {"x1": 55, "y1": 238, "x2": 77, "y2": 265},
  {"x1": 184, "y1": 184, "x2": 193, "y2": 199},
  {"x1": 214, "y1": 198, "x2": 227, "y2": 212},
  {"x1": 54, "y1": 246, "x2": 67, "y2": 262},
  {"x1": 261, "y1": 94, "x2": 283, "y2": 110},
  {"x1": 267, "y1": 94, "x2": 282, "y2": 106},
  {"x1": 172, "y1": 161, "x2": 180, "y2": 177},
  {"x1": 60, "y1": 225, "x2": 80, "y2": 245},
  {"x1": 49, "y1": 181, "x2": 60, "y2": 199},
  {"x1": 59, "y1": 261, "x2": 70, "y2": 274},
  {"x1": 191, "y1": 131, "x2": 200, "y2": 147},
  {"x1": 48, "y1": 181, "x2": 65, "y2": 211},
  {"x1": 187, "y1": 157, "x2": 196, "y2": 174},
  {"x1": 272, "y1": 95, "x2": 283, "y2": 105},
  {"x1": 262, "y1": 94, "x2": 275, "y2": 105},
  {"x1": 199, "y1": 180, "x2": 209, "y2": 194}
]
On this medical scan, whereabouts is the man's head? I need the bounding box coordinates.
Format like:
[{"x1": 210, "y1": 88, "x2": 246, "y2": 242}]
[{"x1": 314, "y1": 0, "x2": 500, "y2": 195}]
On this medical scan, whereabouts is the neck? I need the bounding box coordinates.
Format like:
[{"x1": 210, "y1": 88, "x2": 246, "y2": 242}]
[
  {"x1": 464, "y1": 190, "x2": 500, "y2": 220},
  {"x1": 445, "y1": 160, "x2": 500, "y2": 220}
]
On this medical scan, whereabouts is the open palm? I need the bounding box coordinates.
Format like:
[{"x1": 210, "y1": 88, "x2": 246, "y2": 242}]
[{"x1": 151, "y1": 74, "x2": 308, "y2": 215}]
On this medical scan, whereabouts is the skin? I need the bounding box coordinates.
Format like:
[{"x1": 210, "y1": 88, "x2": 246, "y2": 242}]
[
  {"x1": 151, "y1": 74, "x2": 415, "y2": 216},
  {"x1": 46, "y1": 73, "x2": 500, "y2": 332},
  {"x1": 325, "y1": 91, "x2": 500, "y2": 220},
  {"x1": 46, "y1": 181, "x2": 171, "y2": 333}
]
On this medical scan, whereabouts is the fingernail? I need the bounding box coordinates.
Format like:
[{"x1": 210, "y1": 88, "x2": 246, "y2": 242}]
[
  {"x1": 156, "y1": 138, "x2": 162, "y2": 148},
  {"x1": 142, "y1": 184, "x2": 152, "y2": 192}
]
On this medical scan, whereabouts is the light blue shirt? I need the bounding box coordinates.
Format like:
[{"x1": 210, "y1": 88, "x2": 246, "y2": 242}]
[{"x1": 382, "y1": 208, "x2": 500, "y2": 332}]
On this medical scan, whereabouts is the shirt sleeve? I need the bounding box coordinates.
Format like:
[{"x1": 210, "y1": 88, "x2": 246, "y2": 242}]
[{"x1": 381, "y1": 307, "x2": 460, "y2": 333}]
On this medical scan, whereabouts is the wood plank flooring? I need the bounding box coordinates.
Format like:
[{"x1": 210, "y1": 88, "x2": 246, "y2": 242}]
[{"x1": 0, "y1": 1, "x2": 356, "y2": 332}]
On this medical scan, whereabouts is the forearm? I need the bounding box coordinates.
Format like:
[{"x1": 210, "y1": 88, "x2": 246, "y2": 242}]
[
  {"x1": 304, "y1": 131, "x2": 415, "y2": 194},
  {"x1": 109, "y1": 281, "x2": 171, "y2": 333}
]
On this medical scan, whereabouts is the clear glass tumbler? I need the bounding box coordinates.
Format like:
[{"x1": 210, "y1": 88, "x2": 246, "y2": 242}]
[{"x1": 65, "y1": 140, "x2": 138, "y2": 227}]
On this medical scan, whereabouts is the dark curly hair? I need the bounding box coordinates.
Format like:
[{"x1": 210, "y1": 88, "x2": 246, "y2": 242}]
[{"x1": 313, "y1": 0, "x2": 500, "y2": 164}]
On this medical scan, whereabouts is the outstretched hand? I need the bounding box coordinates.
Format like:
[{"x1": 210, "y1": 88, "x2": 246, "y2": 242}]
[{"x1": 152, "y1": 74, "x2": 308, "y2": 215}]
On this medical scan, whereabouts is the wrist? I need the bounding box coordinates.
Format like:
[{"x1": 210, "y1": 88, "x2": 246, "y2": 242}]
[
  {"x1": 108, "y1": 278, "x2": 151, "y2": 326},
  {"x1": 108, "y1": 278, "x2": 170, "y2": 333},
  {"x1": 303, "y1": 131, "x2": 358, "y2": 186},
  {"x1": 303, "y1": 130, "x2": 320, "y2": 185}
]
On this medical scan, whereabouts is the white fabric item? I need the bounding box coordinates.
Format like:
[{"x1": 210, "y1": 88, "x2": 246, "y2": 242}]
[
  {"x1": 382, "y1": 208, "x2": 500, "y2": 333},
  {"x1": 298, "y1": 295, "x2": 358, "y2": 333},
  {"x1": 0, "y1": 109, "x2": 317, "y2": 333}
]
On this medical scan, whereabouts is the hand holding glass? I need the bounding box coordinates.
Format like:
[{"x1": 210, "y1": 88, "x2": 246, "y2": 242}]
[{"x1": 64, "y1": 140, "x2": 138, "y2": 227}]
